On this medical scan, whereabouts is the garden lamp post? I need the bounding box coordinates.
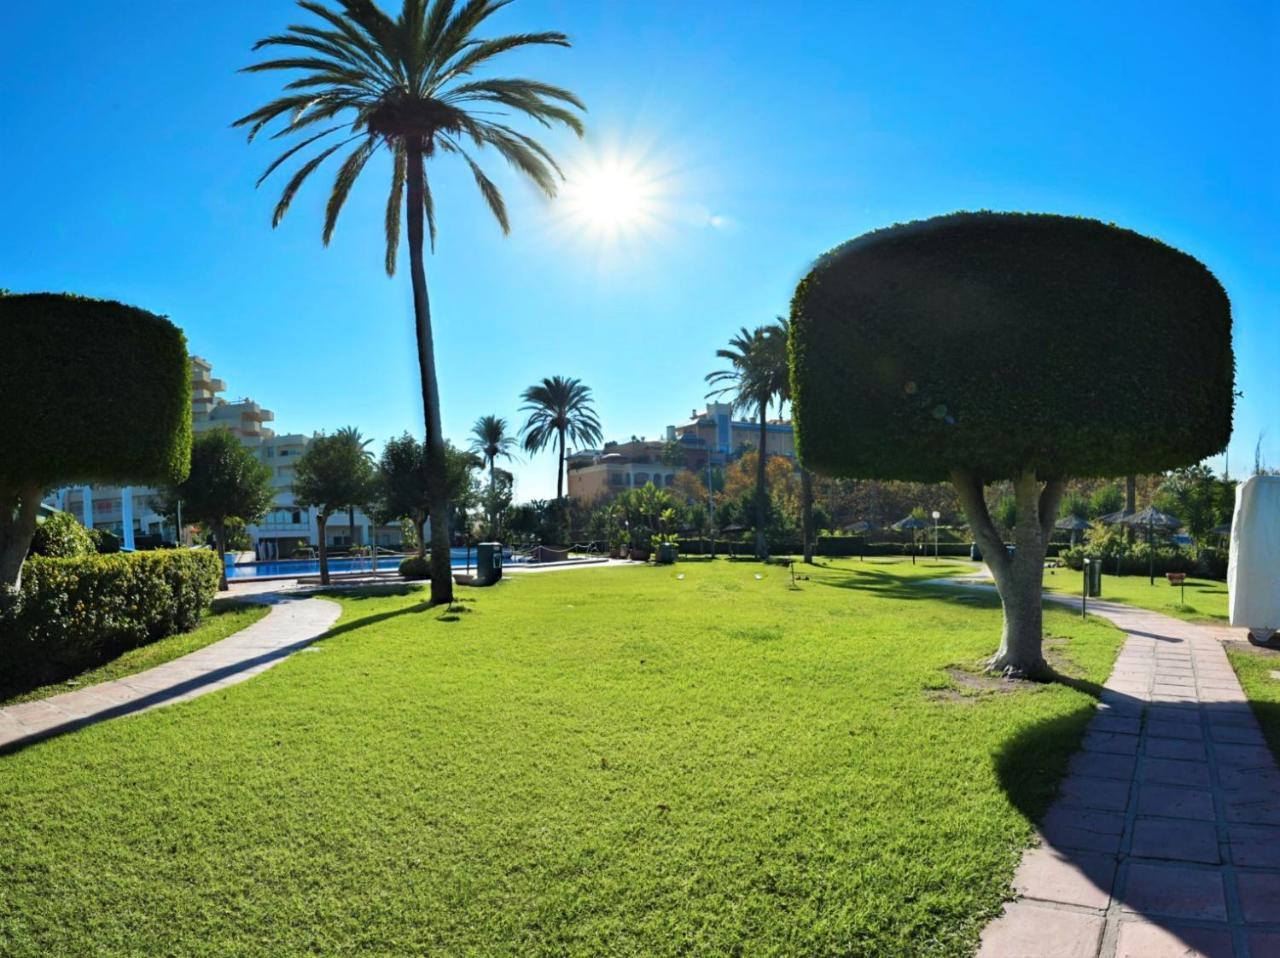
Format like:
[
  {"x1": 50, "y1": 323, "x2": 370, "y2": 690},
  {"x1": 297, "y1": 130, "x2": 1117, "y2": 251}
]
[{"x1": 932, "y1": 510, "x2": 940, "y2": 560}]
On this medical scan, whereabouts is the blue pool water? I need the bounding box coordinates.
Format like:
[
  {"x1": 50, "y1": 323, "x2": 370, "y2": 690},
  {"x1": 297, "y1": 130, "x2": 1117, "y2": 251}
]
[{"x1": 226, "y1": 548, "x2": 516, "y2": 580}]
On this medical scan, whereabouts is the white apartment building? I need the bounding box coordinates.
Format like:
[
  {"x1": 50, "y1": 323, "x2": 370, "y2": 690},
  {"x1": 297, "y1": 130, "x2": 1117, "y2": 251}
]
[{"x1": 57, "y1": 356, "x2": 400, "y2": 557}]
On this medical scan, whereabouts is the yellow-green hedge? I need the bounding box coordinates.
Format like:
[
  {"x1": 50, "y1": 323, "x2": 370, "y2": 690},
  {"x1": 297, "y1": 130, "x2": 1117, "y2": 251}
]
[{"x1": 0, "y1": 550, "x2": 220, "y2": 690}]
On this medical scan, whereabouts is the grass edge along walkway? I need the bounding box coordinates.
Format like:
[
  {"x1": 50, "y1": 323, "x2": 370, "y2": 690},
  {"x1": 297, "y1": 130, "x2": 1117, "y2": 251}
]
[{"x1": 0, "y1": 595, "x2": 339, "y2": 752}]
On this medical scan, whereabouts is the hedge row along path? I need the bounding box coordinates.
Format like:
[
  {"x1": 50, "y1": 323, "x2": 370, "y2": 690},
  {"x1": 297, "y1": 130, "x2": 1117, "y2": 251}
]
[
  {"x1": 952, "y1": 578, "x2": 1279, "y2": 957},
  {"x1": 0, "y1": 595, "x2": 339, "y2": 753}
]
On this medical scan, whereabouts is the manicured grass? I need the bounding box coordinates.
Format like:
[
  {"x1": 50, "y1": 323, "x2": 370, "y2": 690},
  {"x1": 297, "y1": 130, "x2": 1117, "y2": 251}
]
[
  {"x1": 1223, "y1": 644, "x2": 1280, "y2": 762},
  {"x1": 1042, "y1": 569, "x2": 1228, "y2": 624},
  {"x1": 0, "y1": 559, "x2": 1123, "y2": 957},
  {"x1": 0, "y1": 600, "x2": 269, "y2": 707}
]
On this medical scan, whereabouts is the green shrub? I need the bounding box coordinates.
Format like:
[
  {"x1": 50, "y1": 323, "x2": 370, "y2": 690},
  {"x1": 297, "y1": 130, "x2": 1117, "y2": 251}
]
[
  {"x1": 28, "y1": 512, "x2": 95, "y2": 558},
  {"x1": 88, "y1": 528, "x2": 121, "y2": 554},
  {"x1": 0, "y1": 550, "x2": 220, "y2": 690},
  {"x1": 1060, "y1": 543, "x2": 1195, "y2": 577},
  {"x1": 399, "y1": 556, "x2": 430, "y2": 580}
]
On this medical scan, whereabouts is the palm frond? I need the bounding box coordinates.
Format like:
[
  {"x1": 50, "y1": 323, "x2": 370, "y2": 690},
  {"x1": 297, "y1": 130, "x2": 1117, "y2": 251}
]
[
  {"x1": 434, "y1": 33, "x2": 570, "y2": 87},
  {"x1": 444, "y1": 137, "x2": 508, "y2": 233},
  {"x1": 272, "y1": 138, "x2": 356, "y2": 227},
  {"x1": 324, "y1": 139, "x2": 378, "y2": 244},
  {"x1": 384, "y1": 144, "x2": 406, "y2": 275}
]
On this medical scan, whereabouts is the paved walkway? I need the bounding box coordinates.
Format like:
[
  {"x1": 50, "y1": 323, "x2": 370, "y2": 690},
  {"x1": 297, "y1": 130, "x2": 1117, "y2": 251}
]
[
  {"x1": 976, "y1": 592, "x2": 1280, "y2": 958},
  {"x1": 0, "y1": 595, "x2": 340, "y2": 753}
]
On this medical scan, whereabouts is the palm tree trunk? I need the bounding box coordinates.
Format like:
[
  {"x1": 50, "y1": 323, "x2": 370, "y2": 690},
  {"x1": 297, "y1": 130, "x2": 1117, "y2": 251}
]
[
  {"x1": 317, "y1": 515, "x2": 329, "y2": 586},
  {"x1": 405, "y1": 145, "x2": 453, "y2": 604},
  {"x1": 755, "y1": 405, "x2": 768, "y2": 560},
  {"x1": 801, "y1": 468, "x2": 815, "y2": 564},
  {"x1": 489, "y1": 458, "x2": 497, "y2": 537},
  {"x1": 348, "y1": 505, "x2": 356, "y2": 552},
  {"x1": 556, "y1": 428, "x2": 566, "y2": 502},
  {"x1": 415, "y1": 516, "x2": 426, "y2": 559}
]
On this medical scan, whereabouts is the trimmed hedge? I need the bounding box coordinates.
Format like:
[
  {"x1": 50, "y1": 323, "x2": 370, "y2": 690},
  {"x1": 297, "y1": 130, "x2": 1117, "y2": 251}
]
[
  {"x1": 0, "y1": 293, "x2": 192, "y2": 489},
  {"x1": 1060, "y1": 544, "x2": 1227, "y2": 580},
  {"x1": 790, "y1": 212, "x2": 1235, "y2": 482},
  {"x1": 0, "y1": 550, "x2": 220, "y2": 691}
]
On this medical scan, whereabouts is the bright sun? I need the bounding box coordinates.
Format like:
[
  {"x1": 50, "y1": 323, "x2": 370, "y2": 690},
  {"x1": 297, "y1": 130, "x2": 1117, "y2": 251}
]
[{"x1": 559, "y1": 154, "x2": 659, "y2": 238}]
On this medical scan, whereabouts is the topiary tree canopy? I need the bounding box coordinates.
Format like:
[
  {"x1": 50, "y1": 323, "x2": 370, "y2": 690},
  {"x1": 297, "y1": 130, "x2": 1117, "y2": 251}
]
[
  {"x1": 790, "y1": 212, "x2": 1234, "y2": 676},
  {"x1": 0, "y1": 293, "x2": 192, "y2": 589}
]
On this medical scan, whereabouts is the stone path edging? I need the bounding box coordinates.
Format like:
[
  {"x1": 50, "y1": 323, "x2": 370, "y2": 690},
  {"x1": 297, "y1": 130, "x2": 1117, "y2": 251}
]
[
  {"x1": 946, "y1": 579, "x2": 1280, "y2": 958},
  {"x1": 0, "y1": 595, "x2": 340, "y2": 753}
]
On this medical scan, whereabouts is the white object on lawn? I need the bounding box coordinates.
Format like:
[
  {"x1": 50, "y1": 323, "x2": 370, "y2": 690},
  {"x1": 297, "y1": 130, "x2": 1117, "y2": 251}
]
[{"x1": 1228, "y1": 475, "x2": 1280, "y2": 641}]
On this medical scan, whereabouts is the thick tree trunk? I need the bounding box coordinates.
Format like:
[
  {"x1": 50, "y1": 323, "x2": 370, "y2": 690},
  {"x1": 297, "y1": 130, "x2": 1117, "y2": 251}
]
[
  {"x1": 755, "y1": 405, "x2": 768, "y2": 560},
  {"x1": 0, "y1": 486, "x2": 43, "y2": 591},
  {"x1": 405, "y1": 145, "x2": 453, "y2": 605},
  {"x1": 951, "y1": 468, "x2": 1066, "y2": 678},
  {"x1": 214, "y1": 519, "x2": 229, "y2": 592},
  {"x1": 801, "y1": 468, "x2": 815, "y2": 564},
  {"x1": 317, "y1": 515, "x2": 330, "y2": 586}
]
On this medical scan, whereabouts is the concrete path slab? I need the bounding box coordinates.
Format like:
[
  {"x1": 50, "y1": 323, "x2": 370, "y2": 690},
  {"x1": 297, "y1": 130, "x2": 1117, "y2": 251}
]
[
  {"x1": 0, "y1": 595, "x2": 339, "y2": 753},
  {"x1": 969, "y1": 588, "x2": 1280, "y2": 957}
]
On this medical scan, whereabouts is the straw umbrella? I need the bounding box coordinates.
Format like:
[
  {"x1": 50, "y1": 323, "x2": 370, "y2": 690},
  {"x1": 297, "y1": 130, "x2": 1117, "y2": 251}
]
[
  {"x1": 892, "y1": 515, "x2": 930, "y2": 564},
  {"x1": 1116, "y1": 506, "x2": 1182, "y2": 584}
]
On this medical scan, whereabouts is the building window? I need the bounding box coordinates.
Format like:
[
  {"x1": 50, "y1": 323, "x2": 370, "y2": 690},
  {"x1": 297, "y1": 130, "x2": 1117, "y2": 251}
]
[
  {"x1": 292, "y1": 510, "x2": 302, "y2": 525},
  {"x1": 634, "y1": 472, "x2": 649, "y2": 485},
  {"x1": 266, "y1": 447, "x2": 275, "y2": 457}
]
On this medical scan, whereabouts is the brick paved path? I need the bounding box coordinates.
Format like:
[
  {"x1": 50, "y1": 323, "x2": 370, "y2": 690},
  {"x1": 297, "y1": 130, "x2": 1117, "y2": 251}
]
[
  {"x1": 979, "y1": 596, "x2": 1280, "y2": 958},
  {"x1": 0, "y1": 596, "x2": 339, "y2": 753}
]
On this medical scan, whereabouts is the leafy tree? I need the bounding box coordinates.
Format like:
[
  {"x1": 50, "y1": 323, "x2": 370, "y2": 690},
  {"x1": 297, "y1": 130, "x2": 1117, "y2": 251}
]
[
  {"x1": 238, "y1": 0, "x2": 584, "y2": 605},
  {"x1": 1058, "y1": 491, "x2": 1090, "y2": 521},
  {"x1": 294, "y1": 432, "x2": 379, "y2": 585},
  {"x1": 172, "y1": 430, "x2": 274, "y2": 591},
  {"x1": 335, "y1": 426, "x2": 375, "y2": 551},
  {"x1": 0, "y1": 294, "x2": 191, "y2": 589},
  {"x1": 469, "y1": 415, "x2": 518, "y2": 536},
  {"x1": 520, "y1": 377, "x2": 603, "y2": 502},
  {"x1": 376, "y1": 433, "x2": 429, "y2": 557},
  {"x1": 1090, "y1": 484, "x2": 1124, "y2": 519},
  {"x1": 707, "y1": 323, "x2": 789, "y2": 559},
  {"x1": 791, "y1": 212, "x2": 1233, "y2": 676},
  {"x1": 1155, "y1": 464, "x2": 1234, "y2": 550}
]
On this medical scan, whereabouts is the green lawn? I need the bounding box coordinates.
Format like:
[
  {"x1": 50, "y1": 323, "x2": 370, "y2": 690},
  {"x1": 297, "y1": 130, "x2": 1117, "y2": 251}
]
[
  {"x1": 0, "y1": 600, "x2": 270, "y2": 707},
  {"x1": 0, "y1": 559, "x2": 1123, "y2": 957},
  {"x1": 1041, "y1": 568, "x2": 1228, "y2": 624}
]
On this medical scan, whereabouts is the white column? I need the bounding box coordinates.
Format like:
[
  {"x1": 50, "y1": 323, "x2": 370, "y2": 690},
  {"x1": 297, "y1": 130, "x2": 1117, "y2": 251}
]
[
  {"x1": 121, "y1": 487, "x2": 135, "y2": 550},
  {"x1": 82, "y1": 485, "x2": 94, "y2": 528}
]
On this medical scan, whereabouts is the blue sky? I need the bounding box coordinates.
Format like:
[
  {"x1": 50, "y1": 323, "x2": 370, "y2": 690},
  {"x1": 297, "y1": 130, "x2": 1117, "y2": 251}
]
[{"x1": 2, "y1": 1, "x2": 1276, "y2": 500}]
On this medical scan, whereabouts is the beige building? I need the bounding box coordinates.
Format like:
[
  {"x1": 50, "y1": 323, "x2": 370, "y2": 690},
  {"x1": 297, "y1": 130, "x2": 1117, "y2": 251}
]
[
  {"x1": 567, "y1": 401, "x2": 795, "y2": 506},
  {"x1": 59, "y1": 356, "x2": 399, "y2": 556}
]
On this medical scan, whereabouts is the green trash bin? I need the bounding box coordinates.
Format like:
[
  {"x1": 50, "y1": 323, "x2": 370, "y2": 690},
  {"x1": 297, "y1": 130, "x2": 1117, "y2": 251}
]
[
  {"x1": 1084, "y1": 558, "x2": 1101, "y2": 598},
  {"x1": 475, "y1": 542, "x2": 504, "y2": 586}
]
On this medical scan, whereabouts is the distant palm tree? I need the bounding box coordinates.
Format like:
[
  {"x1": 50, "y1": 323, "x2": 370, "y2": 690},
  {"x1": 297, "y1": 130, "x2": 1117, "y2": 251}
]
[
  {"x1": 469, "y1": 414, "x2": 518, "y2": 534},
  {"x1": 520, "y1": 377, "x2": 602, "y2": 502},
  {"x1": 707, "y1": 325, "x2": 788, "y2": 559},
  {"x1": 335, "y1": 426, "x2": 374, "y2": 552},
  {"x1": 237, "y1": 0, "x2": 585, "y2": 604}
]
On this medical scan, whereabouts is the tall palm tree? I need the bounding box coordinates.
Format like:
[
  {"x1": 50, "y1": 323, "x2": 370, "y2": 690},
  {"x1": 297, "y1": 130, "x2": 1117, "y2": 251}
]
[
  {"x1": 707, "y1": 325, "x2": 788, "y2": 560},
  {"x1": 335, "y1": 425, "x2": 374, "y2": 551},
  {"x1": 237, "y1": 0, "x2": 585, "y2": 604},
  {"x1": 469, "y1": 414, "x2": 517, "y2": 534},
  {"x1": 519, "y1": 376, "x2": 602, "y2": 502}
]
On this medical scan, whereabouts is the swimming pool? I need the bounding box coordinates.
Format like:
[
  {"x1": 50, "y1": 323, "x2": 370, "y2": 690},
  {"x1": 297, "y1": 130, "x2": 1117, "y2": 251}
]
[{"x1": 226, "y1": 548, "x2": 516, "y2": 580}]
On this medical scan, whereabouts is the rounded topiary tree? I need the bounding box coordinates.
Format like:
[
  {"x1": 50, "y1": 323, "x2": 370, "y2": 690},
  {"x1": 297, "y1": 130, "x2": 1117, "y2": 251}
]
[
  {"x1": 0, "y1": 293, "x2": 192, "y2": 589},
  {"x1": 790, "y1": 212, "x2": 1234, "y2": 676}
]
